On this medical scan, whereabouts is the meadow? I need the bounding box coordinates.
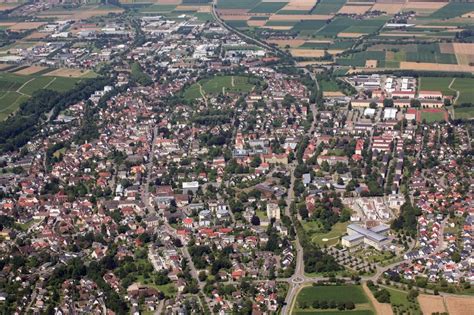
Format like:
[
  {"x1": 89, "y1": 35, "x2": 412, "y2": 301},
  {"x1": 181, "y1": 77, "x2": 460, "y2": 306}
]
[{"x1": 183, "y1": 75, "x2": 256, "y2": 100}]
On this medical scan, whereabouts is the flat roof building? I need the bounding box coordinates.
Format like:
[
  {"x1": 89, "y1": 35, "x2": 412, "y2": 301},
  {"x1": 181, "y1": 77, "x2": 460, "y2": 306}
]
[{"x1": 342, "y1": 224, "x2": 390, "y2": 251}]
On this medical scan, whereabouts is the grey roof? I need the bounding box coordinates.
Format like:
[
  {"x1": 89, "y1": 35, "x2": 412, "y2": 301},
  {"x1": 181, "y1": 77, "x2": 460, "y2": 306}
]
[
  {"x1": 342, "y1": 234, "x2": 364, "y2": 242},
  {"x1": 348, "y1": 224, "x2": 387, "y2": 242},
  {"x1": 370, "y1": 224, "x2": 390, "y2": 234}
]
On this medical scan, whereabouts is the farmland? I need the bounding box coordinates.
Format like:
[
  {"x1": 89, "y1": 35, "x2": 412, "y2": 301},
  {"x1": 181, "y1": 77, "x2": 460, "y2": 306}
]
[
  {"x1": 212, "y1": 0, "x2": 474, "y2": 70},
  {"x1": 293, "y1": 284, "x2": 374, "y2": 314},
  {"x1": 450, "y1": 78, "x2": 474, "y2": 105},
  {"x1": 419, "y1": 77, "x2": 456, "y2": 97},
  {"x1": 0, "y1": 72, "x2": 83, "y2": 121},
  {"x1": 310, "y1": 0, "x2": 345, "y2": 15},
  {"x1": 430, "y1": 3, "x2": 474, "y2": 19}
]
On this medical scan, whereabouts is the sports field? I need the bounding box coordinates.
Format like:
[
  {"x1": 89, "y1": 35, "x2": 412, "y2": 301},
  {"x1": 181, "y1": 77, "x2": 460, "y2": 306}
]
[
  {"x1": 0, "y1": 72, "x2": 82, "y2": 121},
  {"x1": 420, "y1": 110, "x2": 446, "y2": 123}
]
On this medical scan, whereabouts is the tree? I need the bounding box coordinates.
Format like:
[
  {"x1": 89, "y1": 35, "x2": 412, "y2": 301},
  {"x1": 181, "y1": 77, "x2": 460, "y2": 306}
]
[
  {"x1": 251, "y1": 215, "x2": 260, "y2": 226},
  {"x1": 383, "y1": 98, "x2": 394, "y2": 108}
]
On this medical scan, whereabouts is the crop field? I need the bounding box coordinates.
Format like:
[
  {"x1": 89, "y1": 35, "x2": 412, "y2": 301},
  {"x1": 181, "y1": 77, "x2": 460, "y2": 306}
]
[
  {"x1": 183, "y1": 75, "x2": 256, "y2": 100},
  {"x1": 0, "y1": 72, "x2": 82, "y2": 121},
  {"x1": 430, "y1": 3, "x2": 474, "y2": 19},
  {"x1": 419, "y1": 77, "x2": 455, "y2": 96},
  {"x1": 293, "y1": 311, "x2": 373, "y2": 315},
  {"x1": 36, "y1": 5, "x2": 124, "y2": 20},
  {"x1": 250, "y1": 2, "x2": 287, "y2": 14},
  {"x1": 454, "y1": 106, "x2": 474, "y2": 120},
  {"x1": 450, "y1": 78, "x2": 474, "y2": 105},
  {"x1": 311, "y1": 0, "x2": 346, "y2": 15},
  {"x1": 292, "y1": 20, "x2": 328, "y2": 35},
  {"x1": 217, "y1": 0, "x2": 260, "y2": 10}
]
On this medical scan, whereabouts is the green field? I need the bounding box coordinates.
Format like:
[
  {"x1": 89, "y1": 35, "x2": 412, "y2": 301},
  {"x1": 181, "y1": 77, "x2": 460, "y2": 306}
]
[
  {"x1": 292, "y1": 20, "x2": 328, "y2": 35},
  {"x1": 420, "y1": 111, "x2": 446, "y2": 123},
  {"x1": 217, "y1": 0, "x2": 260, "y2": 10},
  {"x1": 297, "y1": 285, "x2": 369, "y2": 304},
  {"x1": 319, "y1": 79, "x2": 341, "y2": 92},
  {"x1": 183, "y1": 75, "x2": 256, "y2": 100},
  {"x1": 138, "y1": 4, "x2": 176, "y2": 13},
  {"x1": 311, "y1": 0, "x2": 346, "y2": 15},
  {"x1": 450, "y1": 78, "x2": 474, "y2": 105},
  {"x1": 384, "y1": 286, "x2": 422, "y2": 314},
  {"x1": 454, "y1": 106, "x2": 474, "y2": 120},
  {"x1": 406, "y1": 47, "x2": 457, "y2": 64},
  {"x1": 419, "y1": 77, "x2": 455, "y2": 96},
  {"x1": 0, "y1": 72, "x2": 82, "y2": 121},
  {"x1": 294, "y1": 311, "x2": 373, "y2": 315},
  {"x1": 294, "y1": 285, "x2": 374, "y2": 315},
  {"x1": 302, "y1": 221, "x2": 348, "y2": 246},
  {"x1": 430, "y1": 3, "x2": 474, "y2": 19},
  {"x1": 249, "y1": 2, "x2": 287, "y2": 13}
]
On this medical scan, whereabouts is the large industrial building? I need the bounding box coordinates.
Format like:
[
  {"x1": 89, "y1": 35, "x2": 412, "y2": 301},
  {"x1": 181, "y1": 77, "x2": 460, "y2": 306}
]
[{"x1": 342, "y1": 224, "x2": 390, "y2": 251}]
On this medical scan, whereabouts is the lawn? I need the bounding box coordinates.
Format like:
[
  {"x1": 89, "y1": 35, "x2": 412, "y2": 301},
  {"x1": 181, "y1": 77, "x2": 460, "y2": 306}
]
[
  {"x1": 303, "y1": 221, "x2": 349, "y2": 246},
  {"x1": 183, "y1": 75, "x2": 256, "y2": 100}
]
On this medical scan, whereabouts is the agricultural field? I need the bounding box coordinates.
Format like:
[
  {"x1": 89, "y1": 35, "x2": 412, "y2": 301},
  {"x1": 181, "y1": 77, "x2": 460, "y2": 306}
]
[
  {"x1": 0, "y1": 72, "x2": 83, "y2": 121},
  {"x1": 450, "y1": 78, "x2": 474, "y2": 105},
  {"x1": 430, "y1": 3, "x2": 474, "y2": 19},
  {"x1": 293, "y1": 284, "x2": 374, "y2": 314},
  {"x1": 311, "y1": 0, "x2": 346, "y2": 15},
  {"x1": 419, "y1": 77, "x2": 456, "y2": 97},
  {"x1": 183, "y1": 75, "x2": 256, "y2": 100},
  {"x1": 454, "y1": 106, "x2": 474, "y2": 120},
  {"x1": 35, "y1": 4, "x2": 124, "y2": 20}
]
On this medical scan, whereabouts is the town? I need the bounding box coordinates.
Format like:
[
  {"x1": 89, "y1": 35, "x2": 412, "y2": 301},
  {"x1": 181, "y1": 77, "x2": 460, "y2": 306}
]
[{"x1": 0, "y1": 1, "x2": 472, "y2": 315}]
